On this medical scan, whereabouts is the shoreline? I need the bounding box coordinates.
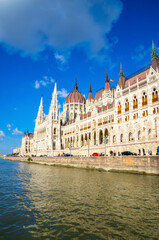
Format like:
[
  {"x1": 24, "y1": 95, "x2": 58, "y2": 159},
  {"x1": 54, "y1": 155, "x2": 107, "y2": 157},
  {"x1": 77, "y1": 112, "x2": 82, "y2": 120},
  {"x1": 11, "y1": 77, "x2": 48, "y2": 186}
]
[{"x1": 2, "y1": 156, "x2": 159, "y2": 176}]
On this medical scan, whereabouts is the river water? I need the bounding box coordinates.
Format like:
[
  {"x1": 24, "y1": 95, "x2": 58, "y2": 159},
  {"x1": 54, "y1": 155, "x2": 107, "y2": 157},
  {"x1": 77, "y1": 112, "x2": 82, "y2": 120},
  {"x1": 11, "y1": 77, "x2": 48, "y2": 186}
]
[{"x1": 0, "y1": 158, "x2": 159, "y2": 240}]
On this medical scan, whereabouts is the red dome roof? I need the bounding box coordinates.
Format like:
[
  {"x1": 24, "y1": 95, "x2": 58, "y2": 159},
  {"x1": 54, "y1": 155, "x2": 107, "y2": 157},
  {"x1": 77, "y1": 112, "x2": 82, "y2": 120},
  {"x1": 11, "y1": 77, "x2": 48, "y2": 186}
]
[
  {"x1": 65, "y1": 90, "x2": 86, "y2": 104},
  {"x1": 65, "y1": 78, "x2": 86, "y2": 104}
]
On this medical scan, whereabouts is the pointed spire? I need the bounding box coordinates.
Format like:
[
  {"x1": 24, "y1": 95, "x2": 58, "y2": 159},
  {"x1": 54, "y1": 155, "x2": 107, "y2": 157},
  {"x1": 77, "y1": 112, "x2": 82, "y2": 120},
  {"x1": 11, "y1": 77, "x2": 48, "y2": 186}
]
[
  {"x1": 119, "y1": 63, "x2": 125, "y2": 78},
  {"x1": 88, "y1": 81, "x2": 93, "y2": 101},
  {"x1": 53, "y1": 81, "x2": 57, "y2": 94},
  {"x1": 40, "y1": 96, "x2": 43, "y2": 107},
  {"x1": 106, "y1": 69, "x2": 109, "y2": 82},
  {"x1": 151, "y1": 41, "x2": 159, "y2": 60},
  {"x1": 89, "y1": 81, "x2": 92, "y2": 92},
  {"x1": 105, "y1": 70, "x2": 110, "y2": 91},
  {"x1": 74, "y1": 77, "x2": 78, "y2": 91}
]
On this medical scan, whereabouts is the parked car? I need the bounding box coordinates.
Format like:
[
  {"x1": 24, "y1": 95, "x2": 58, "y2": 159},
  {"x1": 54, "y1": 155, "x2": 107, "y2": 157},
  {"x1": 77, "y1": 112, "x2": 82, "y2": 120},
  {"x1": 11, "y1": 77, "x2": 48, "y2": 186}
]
[
  {"x1": 99, "y1": 153, "x2": 104, "y2": 156},
  {"x1": 64, "y1": 153, "x2": 73, "y2": 157},
  {"x1": 92, "y1": 153, "x2": 99, "y2": 156},
  {"x1": 121, "y1": 151, "x2": 137, "y2": 156}
]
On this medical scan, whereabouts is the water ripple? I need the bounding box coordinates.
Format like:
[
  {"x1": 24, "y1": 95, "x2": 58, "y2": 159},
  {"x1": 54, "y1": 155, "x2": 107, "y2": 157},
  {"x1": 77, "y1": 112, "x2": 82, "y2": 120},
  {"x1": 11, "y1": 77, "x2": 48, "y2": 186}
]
[{"x1": 0, "y1": 158, "x2": 159, "y2": 239}]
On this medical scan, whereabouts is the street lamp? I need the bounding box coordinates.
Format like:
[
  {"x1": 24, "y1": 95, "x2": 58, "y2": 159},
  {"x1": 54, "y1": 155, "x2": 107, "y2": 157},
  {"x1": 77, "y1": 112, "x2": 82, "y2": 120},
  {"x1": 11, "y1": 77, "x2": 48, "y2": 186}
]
[{"x1": 104, "y1": 135, "x2": 108, "y2": 156}]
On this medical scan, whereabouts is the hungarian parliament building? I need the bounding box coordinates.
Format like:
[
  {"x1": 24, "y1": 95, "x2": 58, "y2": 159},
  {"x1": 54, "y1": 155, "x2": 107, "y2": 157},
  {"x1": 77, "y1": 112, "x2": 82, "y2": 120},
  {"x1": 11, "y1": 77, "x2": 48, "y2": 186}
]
[{"x1": 17, "y1": 42, "x2": 159, "y2": 156}]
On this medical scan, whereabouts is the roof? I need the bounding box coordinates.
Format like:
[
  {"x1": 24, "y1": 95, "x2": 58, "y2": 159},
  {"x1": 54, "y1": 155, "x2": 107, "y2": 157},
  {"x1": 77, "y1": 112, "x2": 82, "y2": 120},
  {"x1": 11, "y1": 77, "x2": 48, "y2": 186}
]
[
  {"x1": 65, "y1": 90, "x2": 86, "y2": 104},
  {"x1": 94, "y1": 89, "x2": 104, "y2": 101},
  {"x1": 124, "y1": 67, "x2": 150, "y2": 88}
]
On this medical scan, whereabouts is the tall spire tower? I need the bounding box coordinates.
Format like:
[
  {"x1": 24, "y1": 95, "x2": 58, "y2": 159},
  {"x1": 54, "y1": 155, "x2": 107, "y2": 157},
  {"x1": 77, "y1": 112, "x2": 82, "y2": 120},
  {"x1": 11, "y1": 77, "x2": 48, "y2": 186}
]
[
  {"x1": 36, "y1": 96, "x2": 44, "y2": 125},
  {"x1": 151, "y1": 41, "x2": 159, "y2": 70},
  {"x1": 105, "y1": 69, "x2": 110, "y2": 91},
  {"x1": 118, "y1": 63, "x2": 125, "y2": 88},
  {"x1": 49, "y1": 82, "x2": 59, "y2": 120},
  {"x1": 88, "y1": 82, "x2": 93, "y2": 101}
]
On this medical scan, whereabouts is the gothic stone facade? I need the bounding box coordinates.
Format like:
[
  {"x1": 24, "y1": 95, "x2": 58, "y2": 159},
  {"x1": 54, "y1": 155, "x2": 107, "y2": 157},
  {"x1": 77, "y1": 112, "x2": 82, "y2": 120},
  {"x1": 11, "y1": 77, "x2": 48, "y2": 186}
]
[{"x1": 19, "y1": 43, "x2": 159, "y2": 156}]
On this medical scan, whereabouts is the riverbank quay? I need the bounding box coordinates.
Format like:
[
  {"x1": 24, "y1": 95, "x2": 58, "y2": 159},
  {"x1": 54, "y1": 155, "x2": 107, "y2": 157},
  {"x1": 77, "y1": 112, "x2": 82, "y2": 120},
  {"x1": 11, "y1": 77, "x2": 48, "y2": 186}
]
[{"x1": 3, "y1": 155, "x2": 159, "y2": 175}]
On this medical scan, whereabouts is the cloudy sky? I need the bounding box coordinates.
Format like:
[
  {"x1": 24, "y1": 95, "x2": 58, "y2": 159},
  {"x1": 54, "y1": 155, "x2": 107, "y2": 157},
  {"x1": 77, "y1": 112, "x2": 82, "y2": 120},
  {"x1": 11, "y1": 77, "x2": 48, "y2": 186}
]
[{"x1": 0, "y1": 0, "x2": 159, "y2": 154}]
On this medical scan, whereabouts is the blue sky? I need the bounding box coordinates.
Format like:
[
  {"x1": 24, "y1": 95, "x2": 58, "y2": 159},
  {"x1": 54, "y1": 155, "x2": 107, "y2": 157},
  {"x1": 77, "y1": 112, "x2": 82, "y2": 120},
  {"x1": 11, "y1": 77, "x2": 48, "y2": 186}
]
[{"x1": 0, "y1": 0, "x2": 159, "y2": 154}]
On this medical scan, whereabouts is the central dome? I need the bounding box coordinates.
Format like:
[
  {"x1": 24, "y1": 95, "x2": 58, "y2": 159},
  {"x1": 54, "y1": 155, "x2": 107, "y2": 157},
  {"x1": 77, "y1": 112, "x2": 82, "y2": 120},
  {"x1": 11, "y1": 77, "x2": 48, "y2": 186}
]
[{"x1": 65, "y1": 79, "x2": 86, "y2": 104}]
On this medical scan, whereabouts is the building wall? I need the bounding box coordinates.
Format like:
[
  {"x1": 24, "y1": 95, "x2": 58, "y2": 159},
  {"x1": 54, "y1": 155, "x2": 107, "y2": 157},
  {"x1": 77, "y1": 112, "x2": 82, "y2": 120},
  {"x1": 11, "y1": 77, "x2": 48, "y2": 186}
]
[{"x1": 19, "y1": 64, "x2": 159, "y2": 157}]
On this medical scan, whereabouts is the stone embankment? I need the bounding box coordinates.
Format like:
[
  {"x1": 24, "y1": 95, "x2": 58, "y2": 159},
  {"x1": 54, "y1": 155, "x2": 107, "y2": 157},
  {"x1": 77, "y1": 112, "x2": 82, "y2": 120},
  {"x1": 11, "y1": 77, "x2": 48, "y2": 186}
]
[{"x1": 4, "y1": 155, "x2": 159, "y2": 175}]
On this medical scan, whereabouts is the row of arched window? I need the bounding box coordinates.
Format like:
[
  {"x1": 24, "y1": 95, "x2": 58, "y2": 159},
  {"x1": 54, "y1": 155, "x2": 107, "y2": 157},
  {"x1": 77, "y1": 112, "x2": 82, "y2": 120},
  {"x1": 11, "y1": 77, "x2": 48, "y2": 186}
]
[{"x1": 118, "y1": 88, "x2": 158, "y2": 114}]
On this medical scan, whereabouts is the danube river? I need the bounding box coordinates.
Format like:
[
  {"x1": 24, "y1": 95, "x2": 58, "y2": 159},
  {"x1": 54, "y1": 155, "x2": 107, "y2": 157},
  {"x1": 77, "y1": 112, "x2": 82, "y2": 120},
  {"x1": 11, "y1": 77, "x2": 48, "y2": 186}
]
[{"x1": 0, "y1": 158, "x2": 159, "y2": 239}]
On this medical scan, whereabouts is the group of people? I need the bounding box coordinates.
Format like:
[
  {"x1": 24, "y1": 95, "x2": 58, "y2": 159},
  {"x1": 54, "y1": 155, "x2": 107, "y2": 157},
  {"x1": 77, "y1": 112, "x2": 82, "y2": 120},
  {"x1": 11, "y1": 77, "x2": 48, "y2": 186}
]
[{"x1": 138, "y1": 147, "x2": 159, "y2": 155}]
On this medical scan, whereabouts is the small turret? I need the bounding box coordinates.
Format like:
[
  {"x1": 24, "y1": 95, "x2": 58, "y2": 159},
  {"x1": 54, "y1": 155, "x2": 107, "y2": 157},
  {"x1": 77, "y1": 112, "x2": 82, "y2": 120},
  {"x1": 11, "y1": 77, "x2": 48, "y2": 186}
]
[
  {"x1": 105, "y1": 69, "x2": 110, "y2": 91},
  {"x1": 151, "y1": 41, "x2": 159, "y2": 70},
  {"x1": 74, "y1": 77, "x2": 78, "y2": 91},
  {"x1": 88, "y1": 82, "x2": 93, "y2": 101},
  {"x1": 118, "y1": 63, "x2": 125, "y2": 88}
]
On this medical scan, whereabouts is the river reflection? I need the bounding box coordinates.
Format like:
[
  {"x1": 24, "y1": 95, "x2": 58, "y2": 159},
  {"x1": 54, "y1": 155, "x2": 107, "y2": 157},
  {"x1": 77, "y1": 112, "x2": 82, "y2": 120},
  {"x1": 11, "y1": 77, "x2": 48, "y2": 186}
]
[{"x1": 0, "y1": 158, "x2": 159, "y2": 239}]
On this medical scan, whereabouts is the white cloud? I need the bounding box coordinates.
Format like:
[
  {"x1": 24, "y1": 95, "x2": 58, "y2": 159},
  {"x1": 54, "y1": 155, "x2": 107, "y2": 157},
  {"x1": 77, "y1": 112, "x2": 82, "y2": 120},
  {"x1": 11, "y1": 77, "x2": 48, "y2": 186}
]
[
  {"x1": 7, "y1": 124, "x2": 11, "y2": 131},
  {"x1": 0, "y1": 0, "x2": 123, "y2": 58},
  {"x1": 0, "y1": 130, "x2": 5, "y2": 141},
  {"x1": 57, "y1": 88, "x2": 69, "y2": 98},
  {"x1": 34, "y1": 76, "x2": 55, "y2": 89},
  {"x1": 35, "y1": 80, "x2": 40, "y2": 89},
  {"x1": 12, "y1": 128, "x2": 23, "y2": 135},
  {"x1": 55, "y1": 53, "x2": 66, "y2": 64}
]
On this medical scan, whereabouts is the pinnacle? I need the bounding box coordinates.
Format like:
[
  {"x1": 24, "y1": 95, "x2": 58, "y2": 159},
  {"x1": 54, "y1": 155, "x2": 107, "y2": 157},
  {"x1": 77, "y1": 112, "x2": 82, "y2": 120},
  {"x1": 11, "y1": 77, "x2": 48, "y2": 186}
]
[
  {"x1": 151, "y1": 40, "x2": 158, "y2": 60},
  {"x1": 119, "y1": 63, "x2": 125, "y2": 78},
  {"x1": 74, "y1": 77, "x2": 78, "y2": 91},
  {"x1": 40, "y1": 96, "x2": 43, "y2": 107},
  {"x1": 89, "y1": 81, "x2": 92, "y2": 92},
  {"x1": 106, "y1": 69, "x2": 109, "y2": 82}
]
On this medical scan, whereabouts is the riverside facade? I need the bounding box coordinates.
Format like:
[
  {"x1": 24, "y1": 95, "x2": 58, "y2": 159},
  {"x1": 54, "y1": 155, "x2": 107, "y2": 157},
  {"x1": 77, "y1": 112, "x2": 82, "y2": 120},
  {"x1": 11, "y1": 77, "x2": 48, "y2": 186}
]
[{"x1": 18, "y1": 42, "x2": 159, "y2": 156}]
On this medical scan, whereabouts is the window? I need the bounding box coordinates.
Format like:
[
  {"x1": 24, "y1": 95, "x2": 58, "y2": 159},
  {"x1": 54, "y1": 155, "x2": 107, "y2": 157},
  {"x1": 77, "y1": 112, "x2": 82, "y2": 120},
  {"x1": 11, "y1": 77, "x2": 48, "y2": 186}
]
[
  {"x1": 138, "y1": 131, "x2": 141, "y2": 140},
  {"x1": 125, "y1": 99, "x2": 129, "y2": 112},
  {"x1": 152, "y1": 88, "x2": 158, "y2": 103},
  {"x1": 120, "y1": 134, "x2": 123, "y2": 142},
  {"x1": 129, "y1": 132, "x2": 132, "y2": 141},
  {"x1": 133, "y1": 96, "x2": 138, "y2": 109},
  {"x1": 118, "y1": 102, "x2": 121, "y2": 114},
  {"x1": 142, "y1": 92, "x2": 147, "y2": 106}
]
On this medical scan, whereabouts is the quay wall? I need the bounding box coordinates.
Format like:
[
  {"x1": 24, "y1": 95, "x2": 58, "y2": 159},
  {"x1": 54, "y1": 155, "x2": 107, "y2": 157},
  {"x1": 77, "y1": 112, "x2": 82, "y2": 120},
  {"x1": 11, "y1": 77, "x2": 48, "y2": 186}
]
[{"x1": 4, "y1": 156, "x2": 159, "y2": 175}]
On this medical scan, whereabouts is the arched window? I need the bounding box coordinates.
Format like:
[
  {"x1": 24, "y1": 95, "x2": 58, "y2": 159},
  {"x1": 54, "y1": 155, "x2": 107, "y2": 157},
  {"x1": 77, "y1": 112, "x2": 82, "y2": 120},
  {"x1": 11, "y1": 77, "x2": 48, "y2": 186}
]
[
  {"x1": 89, "y1": 132, "x2": 91, "y2": 140},
  {"x1": 142, "y1": 92, "x2": 147, "y2": 106},
  {"x1": 152, "y1": 88, "x2": 158, "y2": 103},
  {"x1": 129, "y1": 132, "x2": 132, "y2": 141},
  {"x1": 104, "y1": 129, "x2": 109, "y2": 143},
  {"x1": 118, "y1": 102, "x2": 121, "y2": 114},
  {"x1": 113, "y1": 135, "x2": 116, "y2": 143},
  {"x1": 138, "y1": 131, "x2": 141, "y2": 140},
  {"x1": 54, "y1": 128, "x2": 56, "y2": 134},
  {"x1": 99, "y1": 130, "x2": 103, "y2": 144},
  {"x1": 133, "y1": 95, "x2": 138, "y2": 109},
  {"x1": 85, "y1": 134, "x2": 87, "y2": 146},
  {"x1": 125, "y1": 99, "x2": 129, "y2": 112},
  {"x1": 120, "y1": 134, "x2": 123, "y2": 142},
  {"x1": 94, "y1": 132, "x2": 96, "y2": 145},
  {"x1": 81, "y1": 135, "x2": 84, "y2": 147},
  {"x1": 148, "y1": 129, "x2": 151, "y2": 138}
]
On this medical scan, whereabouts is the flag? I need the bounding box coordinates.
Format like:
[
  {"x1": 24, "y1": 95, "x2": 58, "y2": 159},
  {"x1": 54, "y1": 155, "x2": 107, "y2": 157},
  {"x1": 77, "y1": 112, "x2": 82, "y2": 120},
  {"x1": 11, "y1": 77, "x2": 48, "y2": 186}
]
[{"x1": 110, "y1": 79, "x2": 114, "y2": 82}]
